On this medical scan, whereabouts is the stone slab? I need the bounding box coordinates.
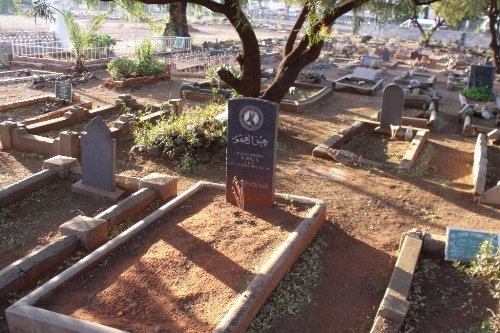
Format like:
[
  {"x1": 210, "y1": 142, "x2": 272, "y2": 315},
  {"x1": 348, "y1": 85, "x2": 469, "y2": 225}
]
[
  {"x1": 351, "y1": 67, "x2": 378, "y2": 82},
  {"x1": 379, "y1": 84, "x2": 404, "y2": 132},
  {"x1": 399, "y1": 130, "x2": 428, "y2": 171},
  {"x1": 59, "y1": 215, "x2": 108, "y2": 251},
  {"x1": 139, "y1": 173, "x2": 177, "y2": 200},
  {"x1": 71, "y1": 180, "x2": 125, "y2": 202},
  {"x1": 43, "y1": 155, "x2": 79, "y2": 180},
  {"x1": 95, "y1": 188, "x2": 158, "y2": 228}
]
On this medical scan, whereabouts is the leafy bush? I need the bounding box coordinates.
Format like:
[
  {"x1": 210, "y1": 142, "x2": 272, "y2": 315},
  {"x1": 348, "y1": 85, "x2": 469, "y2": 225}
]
[
  {"x1": 360, "y1": 35, "x2": 373, "y2": 43},
  {"x1": 132, "y1": 103, "x2": 227, "y2": 172},
  {"x1": 107, "y1": 57, "x2": 137, "y2": 80},
  {"x1": 461, "y1": 86, "x2": 496, "y2": 101},
  {"x1": 205, "y1": 65, "x2": 241, "y2": 87},
  {"x1": 106, "y1": 38, "x2": 165, "y2": 80}
]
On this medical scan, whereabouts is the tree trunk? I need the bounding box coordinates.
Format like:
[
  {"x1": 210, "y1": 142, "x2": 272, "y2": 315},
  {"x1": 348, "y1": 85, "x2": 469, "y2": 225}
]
[
  {"x1": 163, "y1": 3, "x2": 190, "y2": 37},
  {"x1": 488, "y1": 2, "x2": 500, "y2": 74}
]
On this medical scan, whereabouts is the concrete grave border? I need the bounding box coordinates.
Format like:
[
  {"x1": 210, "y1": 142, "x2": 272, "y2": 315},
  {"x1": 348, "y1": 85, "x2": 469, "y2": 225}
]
[
  {"x1": 0, "y1": 70, "x2": 60, "y2": 85},
  {"x1": 334, "y1": 75, "x2": 384, "y2": 96},
  {"x1": 278, "y1": 82, "x2": 334, "y2": 113},
  {"x1": 312, "y1": 120, "x2": 429, "y2": 171},
  {"x1": 370, "y1": 230, "x2": 451, "y2": 332},
  {"x1": 0, "y1": 155, "x2": 177, "y2": 297},
  {"x1": 472, "y1": 133, "x2": 500, "y2": 206},
  {"x1": 6, "y1": 181, "x2": 326, "y2": 333},
  {"x1": 0, "y1": 95, "x2": 178, "y2": 157}
]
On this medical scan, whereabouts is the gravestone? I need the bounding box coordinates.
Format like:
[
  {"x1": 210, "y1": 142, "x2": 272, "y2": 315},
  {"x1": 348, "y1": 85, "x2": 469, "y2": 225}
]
[
  {"x1": 226, "y1": 98, "x2": 279, "y2": 208},
  {"x1": 382, "y1": 49, "x2": 390, "y2": 62},
  {"x1": 445, "y1": 227, "x2": 499, "y2": 262},
  {"x1": 360, "y1": 55, "x2": 381, "y2": 68},
  {"x1": 72, "y1": 116, "x2": 124, "y2": 200},
  {"x1": 55, "y1": 81, "x2": 72, "y2": 102},
  {"x1": 468, "y1": 64, "x2": 496, "y2": 90},
  {"x1": 377, "y1": 84, "x2": 404, "y2": 134},
  {"x1": 352, "y1": 67, "x2": 378, "y2": 83}
]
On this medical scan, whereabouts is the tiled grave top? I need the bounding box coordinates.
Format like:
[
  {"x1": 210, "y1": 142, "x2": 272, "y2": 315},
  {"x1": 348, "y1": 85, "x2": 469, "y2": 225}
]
[{"x1": 352, "y1": 67, "x2": 378, "y2": 82}]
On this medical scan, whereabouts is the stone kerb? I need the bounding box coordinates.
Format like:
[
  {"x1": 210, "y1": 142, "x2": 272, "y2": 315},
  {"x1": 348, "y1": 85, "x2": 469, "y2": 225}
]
[
  {"x1": 5, "y1": 182, "x2": 326, "y2": 333},
  {"x1": 370, "y1": 230, "x2": 423, "y2": 333},
  {"x1": 473, "y1": 134, "x2": 488, "y2": 196},
  {"x1": 0, "y1": 99, "x2": 169, "y2": 157},
  {"x1": 0, "y1": 157, "x2": 178, "y2": 298}
]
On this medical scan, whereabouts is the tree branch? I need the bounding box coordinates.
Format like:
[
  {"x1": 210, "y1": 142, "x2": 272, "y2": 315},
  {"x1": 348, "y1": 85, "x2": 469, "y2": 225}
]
[{"x1": 284, "y1": 5, "x2": 309, "y2": 56}]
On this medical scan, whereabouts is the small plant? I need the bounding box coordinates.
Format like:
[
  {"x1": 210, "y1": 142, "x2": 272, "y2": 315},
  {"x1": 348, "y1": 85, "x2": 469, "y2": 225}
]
[
  {"x1": 107, "y1": 38, "x2": 165, "y2": 80},
  {"x1": 461, "y1": 86, "x2": 496, "y2": 101},
  {"x1": 456, "y1": 240, "x2": 500, "y2": 331},
  {"x1": 176, "y1": 154, "x2": 197, "y2": 174},
  {"x1": 231, "y1": 176, "x2": 245, "y2": 210},
  {"x1": 360, "y1": 34, "x2": 373, "y2": 43}
]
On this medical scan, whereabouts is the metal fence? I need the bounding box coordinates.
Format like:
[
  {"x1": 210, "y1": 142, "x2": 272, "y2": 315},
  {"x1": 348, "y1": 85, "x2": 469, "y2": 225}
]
[
  {"x1": 11, "y1": 40, "x2": 119, "y2": 61},
  {"x1": 165, "y1": 50, "x2": 238, "y2": 74},
  {"x1": 150, "y1": 36, "x2": 192, "y2": 53}
]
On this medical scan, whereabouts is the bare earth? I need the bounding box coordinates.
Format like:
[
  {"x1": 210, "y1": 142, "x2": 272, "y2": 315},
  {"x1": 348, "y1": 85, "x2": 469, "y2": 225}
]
[{"x1": 1, "y1": 13, "x2": 500, "y2": 333}]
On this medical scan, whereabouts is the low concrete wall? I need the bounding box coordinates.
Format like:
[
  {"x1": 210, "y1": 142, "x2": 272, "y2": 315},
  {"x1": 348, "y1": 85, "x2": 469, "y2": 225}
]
[
  {"x1": 0, "y1": 95, "x2": 173, "y2": 157},
  {"x1": 0, "y1": 169, "x2": 59, "y2": 208},
  {"x1": 5, "y1": 182, "x2": 325, "y2": 333}
]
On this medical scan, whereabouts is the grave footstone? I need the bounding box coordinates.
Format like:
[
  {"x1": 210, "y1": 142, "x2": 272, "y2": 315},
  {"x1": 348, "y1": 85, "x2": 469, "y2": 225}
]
[
  {"x1": 226, "y1": 98, "x2": 279, "y2": 208},
  {"x1": 71, "y1": 116, "x2": 124, "y2": 200},
  {"x1": 376, "y1": 84, "x2": 404, "y2": 134}
]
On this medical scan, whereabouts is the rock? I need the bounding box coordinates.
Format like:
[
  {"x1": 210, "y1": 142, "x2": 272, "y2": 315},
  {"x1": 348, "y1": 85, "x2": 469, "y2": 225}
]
[
  {"x1": 196, "y1": 151, "x2": 211, "y2": 164},
  {"x1": 148, "y1": 145, "x2": 161, "y2": 158}
]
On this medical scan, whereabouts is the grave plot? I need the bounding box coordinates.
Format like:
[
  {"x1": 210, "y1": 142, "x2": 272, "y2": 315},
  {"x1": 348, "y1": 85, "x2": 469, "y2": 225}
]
[
  {"x1": 0, "y1": 93, "x2": 90, "y2": 123},
  {"x1": 393, "y1": 69, "x2": 437, "y2": 88},
  {"x1": 6, "y1": 182, "x2": 326, "y2": 333},
  {"x1": 313, "y1": 84, "x2": 428, "y2": 171},
  {"x1": 275, "y1": 82, "x2": 334, "y2": 113},
  {"x1": 371, "y1": 230, "x2": 498, "y2": 332},
  {"x1": 0, "y1": 69, "x2": 60, "y2": 85},
  {"x1": 0, "y1": 95, "x2": 176, "y2": 157},
  {"x1": 334, "y1": 67, "x2": 385, "y2": 96}
]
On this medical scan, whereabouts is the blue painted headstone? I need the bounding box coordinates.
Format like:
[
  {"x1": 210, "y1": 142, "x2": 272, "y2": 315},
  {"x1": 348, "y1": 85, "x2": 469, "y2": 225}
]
[
  {"x1": 446, "y1": 227, "x2": 499, "y2": 262},
  {"x1": 80, "y1": 116, "x2": 116, "y2": 192},
  {"x1": 226, "y1": 98, "x2": 279, "y2": 208}
]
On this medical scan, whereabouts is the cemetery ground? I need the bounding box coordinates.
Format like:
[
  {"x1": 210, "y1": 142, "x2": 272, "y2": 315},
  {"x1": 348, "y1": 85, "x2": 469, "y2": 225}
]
[{"x1": 1, "y1": 14, "x2": 500, "y2": 333}]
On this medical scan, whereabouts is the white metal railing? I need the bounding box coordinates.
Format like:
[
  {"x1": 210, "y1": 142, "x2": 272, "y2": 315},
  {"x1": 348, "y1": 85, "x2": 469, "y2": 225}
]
[
  {"x1": 11, "y1": 40, "x2": 120, "y2": 61},
  {"x1": 165, "y1": 50, "x2": 238, "y2": 74},
  {"x1": 149, "y1": 36, "x2": 192, "y2": 53}
]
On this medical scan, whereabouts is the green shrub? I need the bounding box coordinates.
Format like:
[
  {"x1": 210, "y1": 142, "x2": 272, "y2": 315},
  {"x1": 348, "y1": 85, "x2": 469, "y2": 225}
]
[
  {"x1": 461, "y1": 86, "x2": 495, "y2": 101},
  {"x1": 106, "y1": 38, "x2": 164, "y2": 80},
  {"x1": 107, "y1": 57, "x2": 137, "y2": 80},
  {"x1": 361, "y1": 35, "x2": 373, "y2": 43},
  {"x1": 132, "y1": 103, "x2": 227, "y2": 172}
]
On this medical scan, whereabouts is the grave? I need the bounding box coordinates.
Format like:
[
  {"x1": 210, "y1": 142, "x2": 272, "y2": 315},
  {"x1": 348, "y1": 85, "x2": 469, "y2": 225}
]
[
  {"x1": 334, "y1": 69, "x2": 384, "y2": 96},
  {"x1": 376, "y1": 84, "x2": 404, "y2": 135},
  {"x1": 393, "y1": 70, "x2": 437, "y2": 88},
  {"x1": 468, "y1": 64, "x2": 496, "y2": 90},
  {"x1": 71, "y1": 116, "x2": 125, "y2": 201},
  {"x1": 226, "y1": 98, "x2": 279, "y2": 208},
  {"x1": 360, "y1": 55, "x2": 381, "y2": 68}
]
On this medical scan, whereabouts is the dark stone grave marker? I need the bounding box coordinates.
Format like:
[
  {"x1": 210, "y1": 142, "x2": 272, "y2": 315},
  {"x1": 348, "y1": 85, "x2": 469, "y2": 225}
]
[
  {"x1": 446, "y1": 227, "x2": 499, "y2": 262},
  {"x1": 382, "y1": 49, "x2": 390, "y2": 62},
  {"x1": 360, "y1": 55, "x2": 381, "y2": 67},
  {"x1": 468, "y1": 64, "x2": 496, "y2": 90},
  {"x1": 378, "y1": 84, "x2": 404, "y2": 133},
  {"x1": 55, "y1": 81, "x2": 72, "y2": 102},
  {"x1": 226, "y1": 98, "x2": 279, "y2": 208},
  {"x1": 80, "y1": 116, "x2": 116, "y2": 192}
]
